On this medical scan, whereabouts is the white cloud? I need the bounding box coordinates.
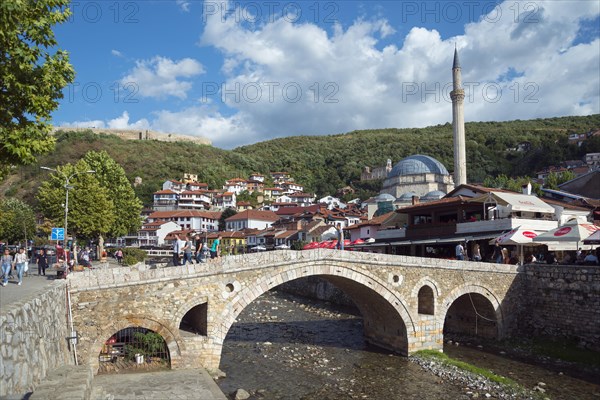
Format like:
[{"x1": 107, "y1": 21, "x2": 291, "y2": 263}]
[
  {"x1": 111, "y1": 49, "x2": 124, "y2": 58},
  {"x1": 61, "y1": 112, "x2": 150, "y2": 131},
  {"x1": 176, "y1": 0, "x2": 190, "y2": 12},
  {"x1": 120, "y1": 56, "x2": 205, "y2": 99},
  {"x1": 191, "y1": 0, "x2": 599, "y2": 147},
  {"x1": 66, "y1": 1, "x2": 599, "y2": 149}
]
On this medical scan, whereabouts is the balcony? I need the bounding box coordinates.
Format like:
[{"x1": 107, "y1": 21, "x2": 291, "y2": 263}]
[{"x1": 456, "y1": 218, "x2": 558, "y2": 234}]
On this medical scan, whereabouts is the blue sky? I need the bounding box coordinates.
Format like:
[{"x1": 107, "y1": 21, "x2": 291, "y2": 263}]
[{"x1": 53, "y1": 0, "x2": 600, "y2": 148}]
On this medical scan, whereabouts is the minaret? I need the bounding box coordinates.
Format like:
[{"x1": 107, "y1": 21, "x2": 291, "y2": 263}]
[{"x1": 450, "y1": 47, "x2": 467, "y2": 186}]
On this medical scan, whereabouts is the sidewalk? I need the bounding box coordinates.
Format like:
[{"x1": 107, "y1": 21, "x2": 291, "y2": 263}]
[
  {"x1": 91, "y1": 369, "x2": 227, "y2": 399},
  {"x1": 0, "y1": 272, "x2": 61, "y2": 310}
]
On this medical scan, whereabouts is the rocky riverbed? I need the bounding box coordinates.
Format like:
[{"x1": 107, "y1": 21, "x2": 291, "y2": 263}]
[{"x1": 216, "y1": 290, "x2": 600, "y2": 400}]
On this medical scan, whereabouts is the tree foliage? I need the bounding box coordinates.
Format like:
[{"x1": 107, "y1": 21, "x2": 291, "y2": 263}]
[
  {"x1": 0, "y1": 0, "x2": 75, "y2": 180},
  {"x1": 82, "y1": 150, "x2": 143, "y2": 237},
  {"x1": 3, "y1": 115, "x2": 600, "y2": 204},
  {"x1": 219, "y1": 208, "x2": 237, "y2": 231},
  {"x1": 0, "y1": 197, "x2": 36, "y2": 244},
  {"x1": 36, "y1": 161, "x2": 116, "y2": 240}
]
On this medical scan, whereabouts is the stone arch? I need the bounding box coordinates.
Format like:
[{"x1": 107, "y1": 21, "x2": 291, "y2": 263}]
[
  {"x1": 88, "y1": 316, "x2": 182, "y2": 373},
  {"x1": 410, "y1": 277, "x2": 440, "y2": 315},
  {"x1": 438, "y1": 283, "x2": 504, "y2": 339},
  {"x1": 173, "y1": 296, "x2": 209, "y2": 335},
  {"x1": 212, "y1": 261, "x2": 415, "y2": 354}
]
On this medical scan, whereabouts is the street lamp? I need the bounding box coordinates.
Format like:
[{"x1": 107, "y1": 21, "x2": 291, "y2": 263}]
[{"x1": 41, "y1": 166, "x2": 95, "y2": 266}]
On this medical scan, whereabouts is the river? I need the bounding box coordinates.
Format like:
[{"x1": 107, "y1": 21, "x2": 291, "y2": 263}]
[{"x1": 217, "y1": 290, "x2": 600, "y2": 400}]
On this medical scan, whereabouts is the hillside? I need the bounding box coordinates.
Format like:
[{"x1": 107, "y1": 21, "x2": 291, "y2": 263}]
[{"x1": 2, "y1": 115, "x2": 599, "y2": 206}]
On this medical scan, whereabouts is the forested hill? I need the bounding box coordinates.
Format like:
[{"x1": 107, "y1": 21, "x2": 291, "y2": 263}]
[{"x1": 3, "y1": 115, "x2": 600, "y2": 206}]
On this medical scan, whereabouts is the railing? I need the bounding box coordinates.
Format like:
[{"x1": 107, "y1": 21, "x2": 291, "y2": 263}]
[{"x1": 145, "y1": 249, "x2": 172, "y2": 257}]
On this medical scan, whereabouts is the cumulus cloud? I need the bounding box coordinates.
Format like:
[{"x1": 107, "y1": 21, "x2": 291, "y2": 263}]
[
  {"x1": 120, "y1": 56, "x2": 205, "y2": 99},
  {"x1": 61, "y1": 112, "x2": 150, "y2": 131},
  {"x1": 190, "y1": 0, "x2": 599, "y2": 147},
  {"x1": 65, "y1": 0, "x2": 599, "y2": 149}
]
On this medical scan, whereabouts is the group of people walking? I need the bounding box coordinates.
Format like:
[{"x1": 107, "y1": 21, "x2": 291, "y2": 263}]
[
  {"x1": 1, "y1": 247, "x2": 50, "y2": 287},
  {"x1": 171, "y1": 234, "x2": 221, "y2": 266}
]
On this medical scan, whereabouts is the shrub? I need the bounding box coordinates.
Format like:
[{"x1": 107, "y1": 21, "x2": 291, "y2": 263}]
[{"x1": 122, "y1": 247, "x2": 147, "y2": 266}]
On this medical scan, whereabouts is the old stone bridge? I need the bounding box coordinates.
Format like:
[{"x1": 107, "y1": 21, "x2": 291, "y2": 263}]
[{"x1": 68, "y1": 250, "x2": 523, "y2": 372}]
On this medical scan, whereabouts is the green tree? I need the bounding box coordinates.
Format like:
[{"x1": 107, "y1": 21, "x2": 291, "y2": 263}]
[
  {"x1": 0, "y1": 0, "x2": 75, "y2": 181},
  {"x1": 545, "y1": 170, "x2": 576, "y2": 190},
  {"x1": 0, "y1": 198, "x2": 36, "y2": 244},
  {"x1": 83, "y1": 151, "x2": 143, "y2": 237},
  {"x1": 219, "y1": 208, "x2": 237, "y2": 231},
  {"x1": 37, "y1": 161, "x2": 116, "y2": 241}
]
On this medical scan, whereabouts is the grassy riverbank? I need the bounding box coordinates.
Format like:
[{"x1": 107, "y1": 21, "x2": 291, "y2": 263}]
[{"x1": 412, "y1": 350, "x2": 545, "y2": 399}]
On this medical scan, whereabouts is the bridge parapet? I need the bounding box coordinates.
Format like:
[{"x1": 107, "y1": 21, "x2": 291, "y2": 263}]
[{"x1": 68, "y1": 250, "x2": 520, "y2": 292}]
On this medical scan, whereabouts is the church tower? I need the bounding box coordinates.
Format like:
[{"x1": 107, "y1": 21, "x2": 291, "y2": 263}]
[{"x1": 450, "y1": 48, "x2": 467, "y2": 186}]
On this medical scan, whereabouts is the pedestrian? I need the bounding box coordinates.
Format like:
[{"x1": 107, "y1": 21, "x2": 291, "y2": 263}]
[
  {"x1": 455, "y1": 242, "x2": 465, "y2": 261},
  {"x1": 194, "y1": 235, "x2": 205, "y2": 263},
  {"x1": 1, "y1": 248, "x2": 13, "y2": 287},
  {"x1": 472, "y1": 243, "x2": 482, "y2": 261},
  {"x1": 210, "y1": 235, "x2": 221, "y2": 259},
  {"x1": 501, "y1": 247, "x2": 510, "y2": 264},
  {"x1": 13, "y1": 247, "x2": 28, "y2": 286},
  {"x1": 37, "y1": 249, "x2": 48, "y2": 276},
  {"x1": 115, "y1": 248, "x2": 123, "y2": 264},
  {"x1": 182, "y1": 234, "x2": 193, "y2": 265},
  {"x1": 492, "y1": 241, "x2": 502, "y2": 264},
  {"x1": 172, "y1": 234, "x2": 181, "y2": 266}
]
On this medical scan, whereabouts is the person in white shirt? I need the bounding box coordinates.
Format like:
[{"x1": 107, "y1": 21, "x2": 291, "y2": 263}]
[
  {"x1": 13, "y1": 247, "x2": 28, "y2": 286},
  {"x1": 455, "y1": 243, "x2": 465, "y2": 260}
]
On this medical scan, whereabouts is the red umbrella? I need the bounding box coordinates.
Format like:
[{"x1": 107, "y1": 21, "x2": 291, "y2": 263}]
[
  {"x1": 326, "y1": 240, "x2": 338, "y2": 249},
  {"x1": 343, "y1": 239, "x2": 351, "y2": 247},
  {"x1": 302, "y1": 241, "x2": 320, "y2": 250},
  {"x1": 350, "y1": 239, "x2": 365, "y2": 245}
]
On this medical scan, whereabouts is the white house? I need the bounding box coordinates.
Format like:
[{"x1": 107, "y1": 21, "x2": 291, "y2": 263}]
[
  {"x1": 223, "y1": 178, "x2": 247, "y2": 195},
  {"x1": 153, "y1": 189, "x2": 178, "y2": 211},
  {"x1": 288, "y1": 193, "x2": 315, "y2": 207},
  {"x1": 214, "y1": 192, "x2": 236, "y2": 209},
  {"x1": 162, "y1": 179, "x2": 186, "y2": 193},
  {"x1": 249, "y1": 173, "x2": 265, "y2": 183},
  {"x1": 178, "y1": 190, "x2": 211, "y2": 210},
  {"x1": 137, "y1": 221, "x2": 181, "y2": 247},
  {"x1": 225, "y1": 210, "x2": 280, "y2": 231},
  {"x1": 147, "y1": 210, "x2": 222, "y2": 232},
  {"x1": 318, "y1": 195, "x2": 346, "y2": 209}
]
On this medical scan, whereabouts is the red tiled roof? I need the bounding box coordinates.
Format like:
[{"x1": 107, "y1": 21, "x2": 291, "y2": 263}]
[
  {"x1": 225, "y1": 210, "x2": 279, "y2": 222},
  {"x1": 346, "y1": 211, "x2": 395, "y2": 230},
  {"x1": 154, "y1": 189, "x2": 177, "y2": 195}
]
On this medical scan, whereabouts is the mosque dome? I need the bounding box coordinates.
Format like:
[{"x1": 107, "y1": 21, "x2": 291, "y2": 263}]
[
  {"x1": 396, "y1": 192, "x2": 418, "y2": 202},
  {"x1": 388, "y1": 155, "x2": 449, "y2": 177},
  {"x1": 421, "y1": 190, "x2": 446, "y2": 201},
  {"x1": 375, "y1": 193, "x2": 396, "y2": 202}
]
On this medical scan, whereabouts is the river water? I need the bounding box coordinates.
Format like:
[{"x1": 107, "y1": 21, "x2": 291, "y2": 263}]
[{"x1": 217, "y1": 290, "x2": 600, "y2": 400}]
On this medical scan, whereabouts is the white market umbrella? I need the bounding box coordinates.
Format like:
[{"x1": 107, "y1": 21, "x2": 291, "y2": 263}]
[
  {"x1": 583, "y1": 230, "x2": 600, "y2": 245},
  {"x1": 251, "y1": 245, "x2": 267, "y2": 251},
  {"x1": 275, "y1": 244, "x2": 290, "y2": 250},
  {"x1": 533, "y1": 220, "x2": 599, "y2": 250},
  {"x1": 490, "y1": 226, "x2": 541, "y2": 264}
]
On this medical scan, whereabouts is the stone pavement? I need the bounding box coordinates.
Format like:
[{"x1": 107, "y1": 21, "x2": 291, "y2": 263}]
[
  {"x1": 91, "y1": 369, "x2": 227, "y2": 400},
  {"x1": 0, "y1": 272, "x2": 60, "y2": 309}
]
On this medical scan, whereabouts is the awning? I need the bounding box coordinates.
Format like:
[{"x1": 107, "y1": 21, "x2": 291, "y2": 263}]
[{"x1": 471, "y1": 192, "x2": 555, "y2": 213}]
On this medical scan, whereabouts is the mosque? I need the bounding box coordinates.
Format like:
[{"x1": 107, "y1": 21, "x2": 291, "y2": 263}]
[{"x1": 374, "y1": 48, "x2": 467, "y2": 208}]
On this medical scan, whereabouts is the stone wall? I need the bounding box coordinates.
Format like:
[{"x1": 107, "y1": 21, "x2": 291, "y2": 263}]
[
  {"x1": 520, "y1": 264, "x2": 600, "y2": 350},
  {"x1": 0, "y1": 281, "x2": 74, "y2": 396}
]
